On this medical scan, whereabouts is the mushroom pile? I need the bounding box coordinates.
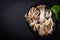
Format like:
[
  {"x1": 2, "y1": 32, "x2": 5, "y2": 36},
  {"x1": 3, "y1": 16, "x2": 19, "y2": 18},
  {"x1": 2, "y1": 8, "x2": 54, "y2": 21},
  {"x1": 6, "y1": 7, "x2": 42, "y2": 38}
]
[{"x1": 25, "y1": 5, "x2": 54, "y2": 36}]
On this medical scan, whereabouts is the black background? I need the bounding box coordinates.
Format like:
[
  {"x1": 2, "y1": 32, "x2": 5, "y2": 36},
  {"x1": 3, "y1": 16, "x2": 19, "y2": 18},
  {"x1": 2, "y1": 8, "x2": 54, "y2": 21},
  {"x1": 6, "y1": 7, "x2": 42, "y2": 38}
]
[{"x1": 0, "y1": 0, "x2": 60, "y2": 40}]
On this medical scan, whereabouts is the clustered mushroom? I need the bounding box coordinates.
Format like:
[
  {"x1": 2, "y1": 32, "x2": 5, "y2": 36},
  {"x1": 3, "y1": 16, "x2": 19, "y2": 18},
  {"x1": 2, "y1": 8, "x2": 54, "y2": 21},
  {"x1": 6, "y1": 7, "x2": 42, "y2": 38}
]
[{"x1": 25, "y1": 5, "x2": 54, "y2": 36}]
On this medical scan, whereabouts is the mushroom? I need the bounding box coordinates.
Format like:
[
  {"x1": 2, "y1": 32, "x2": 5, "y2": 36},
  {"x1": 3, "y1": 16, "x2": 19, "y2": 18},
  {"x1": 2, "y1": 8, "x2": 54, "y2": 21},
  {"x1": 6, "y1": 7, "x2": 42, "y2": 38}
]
[{"x1": 25, "y1": 4, "x2": 54, "y2": 36}]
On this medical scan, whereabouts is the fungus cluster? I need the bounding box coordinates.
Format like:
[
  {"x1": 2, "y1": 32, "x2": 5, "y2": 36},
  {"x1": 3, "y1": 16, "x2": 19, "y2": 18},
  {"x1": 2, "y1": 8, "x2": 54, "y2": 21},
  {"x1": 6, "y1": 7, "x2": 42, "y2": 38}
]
[{"x1": 25, "y1": 5, "x2": 54, "y2": 36}]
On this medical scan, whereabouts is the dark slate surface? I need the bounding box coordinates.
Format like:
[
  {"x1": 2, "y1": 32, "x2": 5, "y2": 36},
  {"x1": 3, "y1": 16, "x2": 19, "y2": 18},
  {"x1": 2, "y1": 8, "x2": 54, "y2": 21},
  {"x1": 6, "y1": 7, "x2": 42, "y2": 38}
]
[{"x1": 0, "y1": 0, "x2": 60, "y2": 40}]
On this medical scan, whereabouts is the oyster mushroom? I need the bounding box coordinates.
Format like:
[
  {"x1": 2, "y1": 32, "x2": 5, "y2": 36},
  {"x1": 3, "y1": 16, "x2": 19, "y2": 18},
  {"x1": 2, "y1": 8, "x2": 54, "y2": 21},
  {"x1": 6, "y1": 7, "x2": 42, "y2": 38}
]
[{"x1": 25, "y1": 4, "x2": 54, "y2": 36}]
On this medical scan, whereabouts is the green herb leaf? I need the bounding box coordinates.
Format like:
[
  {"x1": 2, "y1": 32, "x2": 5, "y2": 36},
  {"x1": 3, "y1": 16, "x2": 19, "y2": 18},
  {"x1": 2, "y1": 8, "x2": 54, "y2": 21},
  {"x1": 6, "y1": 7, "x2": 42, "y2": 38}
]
[{"x1": 51, "y1": 5, "x2": 60, "y2": 20}]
